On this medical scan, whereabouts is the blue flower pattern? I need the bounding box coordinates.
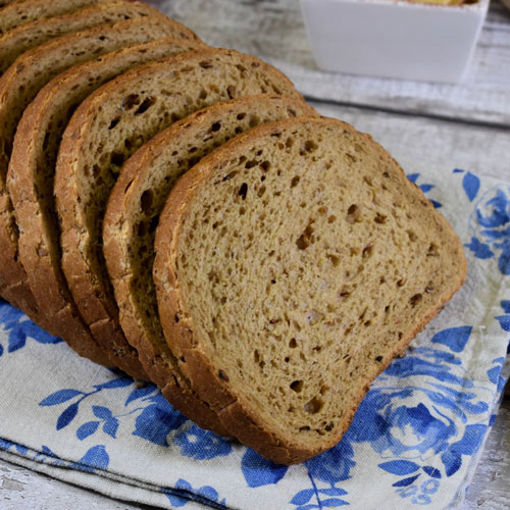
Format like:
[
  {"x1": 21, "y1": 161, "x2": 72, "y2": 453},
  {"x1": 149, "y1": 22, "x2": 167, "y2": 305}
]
[
  {"x1": 460, "y1": 168, "x2": 510, "y2": 274},
  {"x1": 0, "y1": 168, "x2": 508, "y2": 509},
  {"x1": 0, "y1": 299, "x2": 62, "y2": 357}
]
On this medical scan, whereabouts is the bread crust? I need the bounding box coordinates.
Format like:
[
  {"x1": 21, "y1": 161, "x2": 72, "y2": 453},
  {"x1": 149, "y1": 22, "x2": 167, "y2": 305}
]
[
  {"x1": 154, "y1": 116, "x2": 467, "y2": 464},
  {"x1": 0, "y1": 0, "x2": 107, "y2": 35},
  {"x1": 0, "y1": 0, "x2": 199, "y2": 75}
]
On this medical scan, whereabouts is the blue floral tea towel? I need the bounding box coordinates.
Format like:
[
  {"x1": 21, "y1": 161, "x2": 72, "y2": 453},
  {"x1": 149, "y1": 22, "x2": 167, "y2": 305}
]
[{"x1": 0, "y1": 168, "x2": 509, "y2": 510}]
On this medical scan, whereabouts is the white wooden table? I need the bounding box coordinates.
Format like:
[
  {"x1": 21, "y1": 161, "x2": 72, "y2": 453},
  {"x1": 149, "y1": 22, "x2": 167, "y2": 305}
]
[{"x1": 1, "y1": 0, "x2": 509, "y2": 508}]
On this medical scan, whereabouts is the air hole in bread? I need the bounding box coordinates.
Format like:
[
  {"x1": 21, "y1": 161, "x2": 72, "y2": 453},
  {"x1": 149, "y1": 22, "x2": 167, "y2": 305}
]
[
  {"x1": 289, "y1": 338, "x2": 297, "y2": 348},
  {"x1": 427, "y1": 243, "x2": 439, "y2": 257},
  {"x1": 238, "y1": 183, "x2": 248, "y2": 200},
  {"x1": 346, "y1": 204, "x2": 360, "y2": 223},
  {"x1": 134, "y1": 96, "x2": 155, "y2": 115},
  {"x1": 218, "y1": 370, "x2": 229, "y2": 382},
  {"x1": 290, "y1": 176, "x2": 300, "y2": 188},
  {"x1": 140, "y1": 190, "x2": 153, "y2": 214},
  {"x1": 304, "y1": 397, "x2": 323, "y2": 414},
  {"x1": 122, "y1": 93, "x2": 140, "y2": 110},
  {"x1": 109, "y1": 117, "x2": 120, "y2": 130},
  {"x1": 248, "y1": 115, "x2": 260, "y2": 128},
  {"x1": 296, "y1": 220, "x2": 315, "y2": 250},
  {"x1": 374, "y1": 213, "x2": 387, "y2": 224},
  {"x1": 407, "y1": 230, "x2": 418, "y2": 242},
  {"x1": 290, "y1": 380, "x2": 303, "y2": 393},
  {"x1": 410, "y1": 293, "x2": 423, "y2": 307},
  {"x1": 362, "y1": 244, "x2": 373, "y2": 259},
  {"x1": 110, "y1": 151, "x2": 125, "y2": 167},
  {"x1": 327, "y1": 254, "x2": 339, "y2": 267}
]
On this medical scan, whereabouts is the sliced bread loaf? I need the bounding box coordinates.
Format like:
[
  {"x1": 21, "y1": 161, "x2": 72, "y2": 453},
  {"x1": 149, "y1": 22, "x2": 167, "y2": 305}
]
[
  {"x1": 0, "y1": 18, "x2": 196, "y2": 369},
  {"x1": 0, "y1": 0, "x2": 105, "y2": 34},
  {"x1": 0, "y1": 0, "x2": 198, "y2": 75},
  {"x1": 55, "y1": 48, "x2": 302, "y2": 381},
  {"x1": 153, "y1": 116, "x2": 467, "y2": 464},
  {"x1": 8, "y1": 37, "x2": 204, "y2": 380},
  {"x1": 103, "y1": 95, "x2": 315, "y2": 422}
]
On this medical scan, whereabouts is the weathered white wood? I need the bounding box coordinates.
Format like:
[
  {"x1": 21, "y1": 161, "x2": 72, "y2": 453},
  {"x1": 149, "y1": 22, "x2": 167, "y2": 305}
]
[
  {"x1": 0, "y1": 458, "x2": 145, "y2": 510},
  {"x1": 154, "y1": 0, "x2": 510, "y2": 125}
]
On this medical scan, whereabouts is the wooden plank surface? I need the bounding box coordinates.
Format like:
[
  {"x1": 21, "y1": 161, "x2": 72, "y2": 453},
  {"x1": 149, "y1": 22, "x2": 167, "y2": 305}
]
[{"x1": 154, "y1": 0, "x2": 510, "y2": 126}]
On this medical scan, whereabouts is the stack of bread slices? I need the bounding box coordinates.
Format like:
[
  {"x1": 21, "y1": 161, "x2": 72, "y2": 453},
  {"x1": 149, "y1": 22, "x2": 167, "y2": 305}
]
[{"x1": 0, "y1": 0, "x2": 466, "y2": 464}]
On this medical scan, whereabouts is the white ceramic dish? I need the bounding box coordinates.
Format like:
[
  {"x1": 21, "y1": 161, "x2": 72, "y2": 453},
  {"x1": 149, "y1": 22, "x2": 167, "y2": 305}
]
[{"x1": 300, "y1": 0, "x2": 489, "y2": 83}]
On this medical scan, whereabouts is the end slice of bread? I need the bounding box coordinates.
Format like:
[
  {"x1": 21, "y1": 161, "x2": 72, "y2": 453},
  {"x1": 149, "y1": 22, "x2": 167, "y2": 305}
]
[
  {"x1": 0, "y1": 17, "x2": 196, "y2": 369},
  {"x1": 0, "y1": 0, "x2": 199, "y2": 75},
  {"x1": 103, "y1": 95, "x2": 315, "y2": 426},
  {"x1": 153, "y1": 116, "x2": 467, "y2": 464},
  {"x1": 54, "y1": 48, "x2": 302, "y2": 379}
]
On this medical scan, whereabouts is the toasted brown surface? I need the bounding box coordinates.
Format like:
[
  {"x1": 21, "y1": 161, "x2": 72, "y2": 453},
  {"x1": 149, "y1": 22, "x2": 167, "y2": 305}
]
[
  {"x1": 55, "y1": 48, "x2": 301, "y2": 429},
  {"x1": 153, "y1": 116, "x2": 467, "y2": 464},
  {"x1": 8, "y1": 38, "x2": 203, "y2": 379},
  {"x1": 103, "y1": 95, "x2": 315, "y2": 428},
  {"x1": 0, "y1": 17, "x2": 195, "y2": 368},
  {"x1": 0, "y1": 0, "x2": 194, "y2": 75},
  {"x1": 0, "y1": 0, "x2": 105, "y2": 34}
]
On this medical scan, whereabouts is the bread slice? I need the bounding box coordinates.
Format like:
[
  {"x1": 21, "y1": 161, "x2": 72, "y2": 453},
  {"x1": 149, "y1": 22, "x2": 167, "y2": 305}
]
[
  {"x1": 54, "y1": 47, "x2": 302, "y2": 382},
  {"x1": 0, "y1": 0, "x2": 198, "y2": 75},
  {"x1": 8, "y1": 38, "x2": 204, "y2": 381},
  {"x1": 0, "y1": 18, "x2": 197, "y2": 369},
  {"x1": 0, "y1": 0, "x2": 105, "y2": 34},
  {"x1": 103, "y1": 95, "x2": 315, "y2": 425},
  {"x1": 153, "y1": 116, "x2": 467, "y2": 464}
]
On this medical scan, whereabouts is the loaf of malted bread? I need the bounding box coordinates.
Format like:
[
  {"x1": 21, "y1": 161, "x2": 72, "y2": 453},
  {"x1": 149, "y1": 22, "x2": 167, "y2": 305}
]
[
  {"x1": 0, "y1": 17, "x2": 199, "y2": 369},
  {"x1": 0, "y1": 0, "x2": 467, "y2": 466},
  {"x1": 153, "y1": 116, "x2": 467, "y2": 464},
  {"x1": 103, "y1": 94, "x2": 316, "y2": 431}
]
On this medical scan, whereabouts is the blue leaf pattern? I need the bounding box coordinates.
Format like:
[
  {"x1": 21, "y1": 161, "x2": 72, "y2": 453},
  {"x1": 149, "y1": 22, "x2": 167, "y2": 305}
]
[
  {"x1": 39, "y1": 389, "x2": 83, "y2": 406},
  {"x1": 76, "y1": 421, "x2": 100, "y2": 440},
  {"x1": 56, "y1": 403, "x2": 79, "y2": 430},
  {"x1": 431, "y1": 326, "x2": 472, "y2": 353},
  {"x1": 78, "y1": 445, "x2": 109, "y2": 471},
  {"x1": 241, "y1": 449, "x2": 288, "y2": 487},
  {"x1": 0, "y1": 300, "x2": 62, "y2": 357},
  {"x1": 462, "y1": 172, "x2": 481, "y2": 202},
  {"x1": 379, "y1": 460, "x2": 420, "y2": 475}
]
